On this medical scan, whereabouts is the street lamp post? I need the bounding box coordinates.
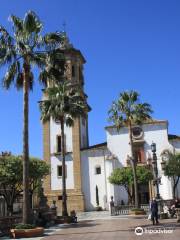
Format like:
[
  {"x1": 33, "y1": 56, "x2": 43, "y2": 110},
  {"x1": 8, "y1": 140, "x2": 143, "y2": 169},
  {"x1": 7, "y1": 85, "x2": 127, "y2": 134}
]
[{"x1": 151, "y1": 142, "x2": 161, "y2": 200}]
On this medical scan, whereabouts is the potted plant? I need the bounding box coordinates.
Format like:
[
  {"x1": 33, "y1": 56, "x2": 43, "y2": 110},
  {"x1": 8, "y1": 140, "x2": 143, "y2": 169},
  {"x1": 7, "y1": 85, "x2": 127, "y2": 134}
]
[
  {"x1": 55, "y1": 216, "x2": 74, "y2": 224},
  {"x1": 160, "y1": 212, "x2": 168, "y2": 219},
  {"x1": 10, "y1": 224, "x2": 44, "y2": 239},
  {"x1": 95, "y1": 206, "x2": 103, "y2": 211}
]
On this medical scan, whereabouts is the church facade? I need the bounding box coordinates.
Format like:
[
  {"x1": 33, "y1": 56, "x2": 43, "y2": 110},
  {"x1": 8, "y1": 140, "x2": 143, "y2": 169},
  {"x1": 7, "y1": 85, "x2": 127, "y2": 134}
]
[{"x1": 42, "y1": 36, "x2": 180, "y2": 213}]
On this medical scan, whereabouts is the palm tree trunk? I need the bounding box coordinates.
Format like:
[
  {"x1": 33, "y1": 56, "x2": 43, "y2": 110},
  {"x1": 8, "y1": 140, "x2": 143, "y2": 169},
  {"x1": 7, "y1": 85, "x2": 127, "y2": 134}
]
[
  {"x1": 174, "y1": 177, "x2": 180, "y2": 198},
  {"x1": 172, "y1": 177, "x2": 176, "y2": 199},
  {"x1": 128, "y1": 121, "x2": 139, "y2": 208},
  {"x1": 60, "y1": 117, "x2": 68, "y2": 217},
  {"x1": 7, "y1": 204, "x2": 13, "y2": 216},
  {"x1": 22, "y1": 61, "x2": 30, "y2": 224},
  {"x1": 173, "y1": 176, "x2": 180, "y2": 199},
  {"x1": 173, "y1": 186, "x2": 176, "y2": 199}
]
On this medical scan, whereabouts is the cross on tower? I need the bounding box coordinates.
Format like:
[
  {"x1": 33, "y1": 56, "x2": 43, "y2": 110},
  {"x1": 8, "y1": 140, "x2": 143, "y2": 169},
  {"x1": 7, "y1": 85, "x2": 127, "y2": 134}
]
[{"x1": 62, "y1": 21, "x2": 66, "y2": 33}]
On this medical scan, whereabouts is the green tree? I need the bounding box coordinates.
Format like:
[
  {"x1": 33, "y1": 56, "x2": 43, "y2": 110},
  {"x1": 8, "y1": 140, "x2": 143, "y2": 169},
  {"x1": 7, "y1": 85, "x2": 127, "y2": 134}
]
[
  {"x1": 39, "y1": 81, "x2": 88, "y2": 216},
  {"x1": 109, "y1": 167, "x2": 134, "y2": 203},
  {"x1": 0, "y1": 11, "x2": 62, "y2": 223},
  {"x1": 163, "y1": 151, "x2": 180, "y2": 199},
  {"x1": 29, "y1": 157, "x2": 50, "y2": 195},
  {"x1": 0, "y1": 154, "x2": 50, "y2": 216},
  {"x1": 0, "y1": 155, "x2": 22, "y2": 216},
  {"x1": 109, "y1": 166, "x2": 153, "y2": 204},
  {"x1": 108, "y1": 91, "x2": 152, "y2": 207}
]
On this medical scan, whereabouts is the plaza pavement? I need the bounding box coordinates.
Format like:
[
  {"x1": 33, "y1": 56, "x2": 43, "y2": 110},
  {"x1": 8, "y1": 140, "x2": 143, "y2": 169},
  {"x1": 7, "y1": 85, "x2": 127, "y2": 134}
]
[
  {"x1": 2, "y1": 211, "x2": 180, "y2": 240},
  {"x1": 42, "y1": 217, "x2": 180, "y2": 240}
]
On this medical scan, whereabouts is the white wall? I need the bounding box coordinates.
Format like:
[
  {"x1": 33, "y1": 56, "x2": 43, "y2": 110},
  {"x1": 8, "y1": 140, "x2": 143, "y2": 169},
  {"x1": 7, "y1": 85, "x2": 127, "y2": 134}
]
[
  {"x1": 50, "y1": 118, "x2": 73, "y2": 153},
  {"x1": 81, "y1": 148, "x2": 108, "y2": 211},
  {"x1": 142, "y1": 123, "x2": 173, "y2": 200},
  {"x1": 49, "y1": 117, "x2": 180, "y2": 210},
  {"x1": 81, "y1": 147, "x2": 128, "y2": 211},
  {"x1": 51, "y1": 153, "x2": 74, "y2": 190},
  {"x1": 106, "y1": 127, "x2": 130, "y2": 166},
  {"x1": 106, "y1": 121, "x2": 175, "y2": 200}
]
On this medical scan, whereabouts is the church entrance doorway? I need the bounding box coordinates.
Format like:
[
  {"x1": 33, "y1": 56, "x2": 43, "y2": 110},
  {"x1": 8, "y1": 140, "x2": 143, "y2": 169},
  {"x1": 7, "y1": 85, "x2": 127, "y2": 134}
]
[{"x1": 138, "y1": 184, "x2": 149, "y2": 204}]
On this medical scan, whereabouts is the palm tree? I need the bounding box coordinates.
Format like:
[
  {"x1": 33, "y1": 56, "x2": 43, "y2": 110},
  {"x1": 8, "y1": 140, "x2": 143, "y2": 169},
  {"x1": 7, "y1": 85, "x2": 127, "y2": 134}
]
[
  {"x1": 39, "y1": 48, "x2": 66, "y2": 86},
  {"x1": 108, "y1": 90, "x2": 153, "y2": 208},
  {"x1": 0, "y1": 11, "x2": 63, "y2": 223},
  {"x1": 39, "y1": 81, "x2": 88, "y2": 216}
]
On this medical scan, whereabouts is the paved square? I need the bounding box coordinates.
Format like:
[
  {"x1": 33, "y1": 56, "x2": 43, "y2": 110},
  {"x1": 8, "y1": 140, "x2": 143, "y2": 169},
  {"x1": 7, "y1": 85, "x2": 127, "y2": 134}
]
[{"x1": 43, "y1": 217, "x2": 180, "y2": 240}]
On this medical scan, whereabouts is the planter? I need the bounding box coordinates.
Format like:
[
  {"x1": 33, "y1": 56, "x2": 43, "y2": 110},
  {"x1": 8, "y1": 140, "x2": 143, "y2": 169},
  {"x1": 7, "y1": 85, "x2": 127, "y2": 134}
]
[
  {"x1": 10, "y1": 227, "x2": 44, "y2": 239},
  {"x1": 129, "y1": 209, "x2": 146, "y2": 215},
  {"x1": 176, "y1": 209, "x2": 180, "y2": 223},
  {"x1": 55, "y1": 216, "x2": 74, "y2": 224},
  {"x1": 95, "y1": 206, "x2": 103, "y2": 211},
  {"x1": 160, "y1": 213, "x2": 168, "y2": 219}
]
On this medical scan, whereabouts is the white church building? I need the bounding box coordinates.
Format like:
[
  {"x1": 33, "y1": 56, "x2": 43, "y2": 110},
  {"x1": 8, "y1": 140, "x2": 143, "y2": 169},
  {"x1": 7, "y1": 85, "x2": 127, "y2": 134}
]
[{"x1": 42, "y1": 35, "x2": 180, "y2": 213}]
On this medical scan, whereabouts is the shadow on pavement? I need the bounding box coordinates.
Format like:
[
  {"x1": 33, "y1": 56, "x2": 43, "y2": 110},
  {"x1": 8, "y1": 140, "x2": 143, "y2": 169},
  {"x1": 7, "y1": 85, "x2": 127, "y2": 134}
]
[
  {"x1": 44, "y1": 229, "x2": 138, "y2": 237},
  {"x1": 58, "y1": 220, "x2": 99, "y2": 229}
]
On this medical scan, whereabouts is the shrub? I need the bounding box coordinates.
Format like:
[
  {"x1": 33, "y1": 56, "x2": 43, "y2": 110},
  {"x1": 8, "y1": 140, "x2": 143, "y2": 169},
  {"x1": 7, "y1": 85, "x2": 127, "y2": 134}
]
[
  {"x1": 131, "y1": 208, "x2": 144, "y2": 211},
  {"x1": 14, "y1": 224, "x2": 35, "y2": 229}
]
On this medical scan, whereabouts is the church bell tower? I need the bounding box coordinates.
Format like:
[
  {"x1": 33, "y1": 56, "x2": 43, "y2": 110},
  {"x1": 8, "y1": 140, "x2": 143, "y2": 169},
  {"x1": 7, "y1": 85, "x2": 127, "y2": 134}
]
[{"x1": 42, "y1": 32, "x2": 90, "y2": 212}]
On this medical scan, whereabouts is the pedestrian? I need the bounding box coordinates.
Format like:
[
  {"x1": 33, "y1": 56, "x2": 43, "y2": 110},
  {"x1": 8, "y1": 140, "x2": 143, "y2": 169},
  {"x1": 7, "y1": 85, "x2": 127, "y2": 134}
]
[
  {"x1": 50, "y1": 200, "x2": 57, "y2": 210},
  {"x1": 174, "y1": 199, "x2": 180, "y2": 208},
  {"x1": 150, "y1": 198, "x2": 159, "y2": 225},
  {"x1": 110, "y1": 196, "x2": 115, "y2": 215},
  {"x1": 70, "y1": 210, "x2": 78, "y2": 223}
]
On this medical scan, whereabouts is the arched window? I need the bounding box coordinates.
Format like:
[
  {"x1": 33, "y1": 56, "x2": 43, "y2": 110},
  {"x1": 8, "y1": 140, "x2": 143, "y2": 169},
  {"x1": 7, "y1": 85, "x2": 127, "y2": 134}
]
[
  {"x1": 95, "y1": 165, "x2": 101, "y2": 175},
  {"x1": 56, "y1": 135, "x2": 61, "y2": 153},
  {"x1": 57, "y1": 165, "x2": 67, "y2": 178},
  {"x1": 133, "y1": 145, "x2": 145, "y2": 163},
  {"x1": 56, "y1": 135, "x2": 66, "y2": 153},
  {"x1": 72, "y1": 65, "x2": 75, "y2": 77}
]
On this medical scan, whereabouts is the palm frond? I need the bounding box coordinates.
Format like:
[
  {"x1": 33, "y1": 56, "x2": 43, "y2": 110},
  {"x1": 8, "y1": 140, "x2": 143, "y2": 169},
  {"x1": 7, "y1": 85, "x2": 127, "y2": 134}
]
[
  {"x1": 108, "y1": 90, "x2": 153, "y2": 128},
  {"x1": 133, "y1": 103, "x2": 153, "y2": 124},
  {"x1": 10, "y1": 15, "x2": 23, "y2": 34},
  {"x1": 2, "y1": 61, "x2": 19, "y2": 89},
  {"x1": 39, "y1": 69, "x2": 48, "y2": 87},
  {"x1": 43, "y1": 32, "x2": 63, "y2": 50},
  {"x1": 39, "y1": 82, "x2": 87, "y2": 125},
  {"x1": 1, "y1": 11, "x2": 70, "y2": 97},
  {"x1": 65, "y1": 117, "x2": 74, "y2": 127},
  {"x1": 129, "y1": 90, "x2": 139, "y2": 103},
  {"x1": 0, "y1": 26, "x2": 13, "y2": 44},
  {"x1": 29, "y1": 52, "x2": 46, "y2": 68},
  {"x1": 15, "y1": 72, "x2": 24, "y2": 90},
  {"x1": 23, "y1": 11, "x2": 42, "y2": 34},
  {"x1": 0, "y1": 48, "x2": 7, "y2": 59},
  {"x1": 0, "y1": 26, "x2": 16, "y2": 66},
  {"x1": 15, "y1": 71, "x2": 34, "y2": 90}
]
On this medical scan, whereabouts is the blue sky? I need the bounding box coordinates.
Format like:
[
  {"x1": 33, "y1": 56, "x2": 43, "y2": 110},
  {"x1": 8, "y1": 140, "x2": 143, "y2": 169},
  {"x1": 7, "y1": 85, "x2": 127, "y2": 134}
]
[{"x1": 0, "y1": 0, "x2": 180, "y2": 158}]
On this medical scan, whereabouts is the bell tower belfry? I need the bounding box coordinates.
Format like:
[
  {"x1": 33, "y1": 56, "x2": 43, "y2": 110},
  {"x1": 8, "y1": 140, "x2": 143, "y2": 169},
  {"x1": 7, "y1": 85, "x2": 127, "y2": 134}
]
[{"x1": 42, "y1": 32, "x2": 90, "y2": 212}]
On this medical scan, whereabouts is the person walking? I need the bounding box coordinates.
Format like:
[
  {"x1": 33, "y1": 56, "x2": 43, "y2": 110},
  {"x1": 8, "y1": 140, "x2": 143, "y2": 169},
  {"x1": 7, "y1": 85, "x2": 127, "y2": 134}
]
[
  {"x1": 150, "y1": 198, "x2": 159, "y2": 225},
  {"x1": 110, "y1": 196, "x2": 115, "y2": 215}
]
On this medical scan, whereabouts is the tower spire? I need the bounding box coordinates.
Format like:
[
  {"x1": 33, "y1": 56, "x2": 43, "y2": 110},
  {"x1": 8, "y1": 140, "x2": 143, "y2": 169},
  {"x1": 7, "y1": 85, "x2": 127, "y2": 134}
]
[
  {"x1": 60, "y1": 21, "x2": 73, "y2": 49},
  {"x1": 62, "y1": 21, "x2": 66, "y2": 33}
]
